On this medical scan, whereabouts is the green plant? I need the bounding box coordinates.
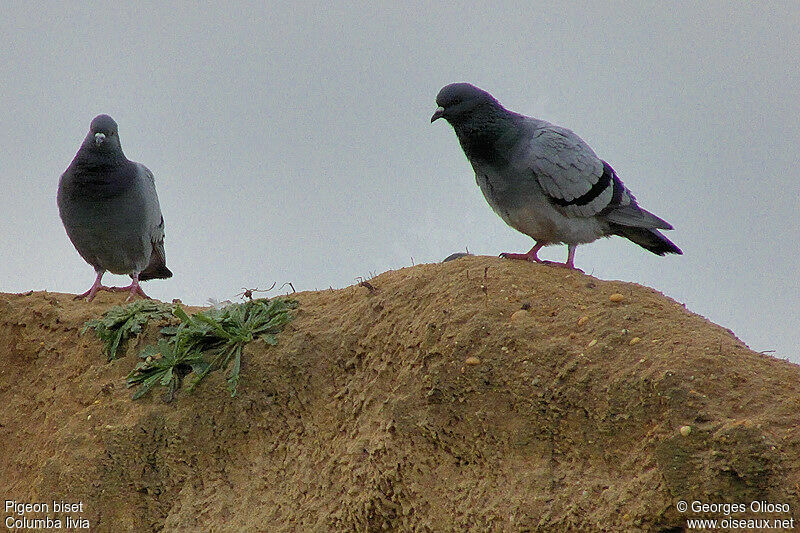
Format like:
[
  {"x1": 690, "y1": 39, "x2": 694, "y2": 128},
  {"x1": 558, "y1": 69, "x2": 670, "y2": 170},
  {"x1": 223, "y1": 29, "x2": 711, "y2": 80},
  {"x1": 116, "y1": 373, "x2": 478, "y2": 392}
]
[
  {"x1": 126, "y1": 298, "x2": 297, "y2": 399},
  {"x1": 82, "y1": 300, "x2": 174, "y2": 360},
  {"x1": 125, "y1": 339, "x2": 208, "y2": 400}
]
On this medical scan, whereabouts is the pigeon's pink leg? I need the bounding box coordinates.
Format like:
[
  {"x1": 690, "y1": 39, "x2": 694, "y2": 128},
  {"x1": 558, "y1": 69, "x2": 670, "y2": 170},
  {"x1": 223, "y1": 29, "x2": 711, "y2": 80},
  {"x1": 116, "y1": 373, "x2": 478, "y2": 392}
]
[
  {"x1": 501, "y1": 243, "x2": 582, "y2": 271},
  {"x1": 75, "y1": 271, "x2": 113, "y2": 302},
  {"x1": 544, "y1": 245, "x2": 583, "y2": 271},
  {"x1": 110, "y1": 273, "x2": 151, "y2": 301},
  {"x1": 500, "y1": 242, "x2": 544, "y2": 262},
  {"x1": 565, "y1": 245, "x2": 577, "y2": 269}
]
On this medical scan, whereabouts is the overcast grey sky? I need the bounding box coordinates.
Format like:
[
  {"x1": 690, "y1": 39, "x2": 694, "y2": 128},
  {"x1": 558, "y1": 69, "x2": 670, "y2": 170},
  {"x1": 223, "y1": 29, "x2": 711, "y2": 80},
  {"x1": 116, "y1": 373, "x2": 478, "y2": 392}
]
[{"x1": 1, "y1": 3, "x2": 798, "y2": 361}]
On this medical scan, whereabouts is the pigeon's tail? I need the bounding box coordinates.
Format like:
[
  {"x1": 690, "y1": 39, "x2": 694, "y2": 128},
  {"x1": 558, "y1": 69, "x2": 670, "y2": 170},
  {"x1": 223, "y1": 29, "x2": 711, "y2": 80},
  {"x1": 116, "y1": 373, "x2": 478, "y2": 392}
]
[
  {"x1": 138, "y1": 239, "x2": 172, "y2": 281},
  {"x1": 138, "y1": 251, "x2": 173, "y2": 281},
  {"x1": 610, "y1": 224, "x2": 683, "y2": 256},
  {"x1": 139, "y1": 263, "x2": 173, "y2": 281}
]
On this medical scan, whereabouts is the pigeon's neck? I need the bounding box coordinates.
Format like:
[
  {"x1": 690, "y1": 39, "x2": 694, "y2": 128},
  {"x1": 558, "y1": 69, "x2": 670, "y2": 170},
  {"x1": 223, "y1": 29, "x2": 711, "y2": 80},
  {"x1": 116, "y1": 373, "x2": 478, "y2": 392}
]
[
  {"x1": 72, "y1": 143, "x2": 128, "y2": 171},
  {"x1": 66, "y1": 150, "x2": 138, "y2": 198},
  {"x1": 454, "y1": 109, "x2": 524, "y2": 166}
]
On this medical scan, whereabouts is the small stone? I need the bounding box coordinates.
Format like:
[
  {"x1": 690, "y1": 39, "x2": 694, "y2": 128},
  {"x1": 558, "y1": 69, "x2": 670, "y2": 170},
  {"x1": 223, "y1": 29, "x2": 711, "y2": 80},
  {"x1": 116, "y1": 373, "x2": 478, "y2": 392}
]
[
  {"x1": 510, "y1": 310, "x2": 528, "y2": 322},
  {"x1": 465, "y1": 356, "x2": 481, "y2": 366},
  {"x1": 679, "y1": 425, "x2": 691, "y2": 437},
  {"x1": 577, "y1": 316, "x2": 589, "y2": 326},
  {"x1": 629, "y1": 337, "x2": 641, "y2": 346},
  {"x1": 609, "y1": 293, "x2": 625, "y2": 303}
]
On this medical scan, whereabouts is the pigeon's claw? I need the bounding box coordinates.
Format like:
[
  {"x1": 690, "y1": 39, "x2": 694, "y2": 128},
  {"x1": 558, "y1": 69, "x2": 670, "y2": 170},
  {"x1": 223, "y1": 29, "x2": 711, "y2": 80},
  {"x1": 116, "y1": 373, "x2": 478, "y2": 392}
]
[
  {"x1": 500, "y1": 243, "x2": 544, "y2": 263},
  {"x1": 76, "y1": 271, "x2": 113, "y2": 302},
  {"x1": 110, "y1": 274, "x2": 151, "y2": 301}
]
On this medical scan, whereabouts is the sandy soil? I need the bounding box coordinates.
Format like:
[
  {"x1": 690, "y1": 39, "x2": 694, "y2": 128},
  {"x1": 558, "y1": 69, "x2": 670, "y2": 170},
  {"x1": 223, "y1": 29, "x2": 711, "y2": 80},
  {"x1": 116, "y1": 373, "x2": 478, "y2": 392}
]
[{"x1": 1, "y1": 256, "x2": 798, "y2": 531}]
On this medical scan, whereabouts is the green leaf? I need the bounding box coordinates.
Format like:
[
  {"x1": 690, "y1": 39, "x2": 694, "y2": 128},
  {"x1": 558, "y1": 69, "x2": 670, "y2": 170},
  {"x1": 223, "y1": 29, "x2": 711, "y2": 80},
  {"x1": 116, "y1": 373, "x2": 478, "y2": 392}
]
[
  {"x1": 172, "y1": 304, "x2": 193, "y2": 323},
  {"x1": 124, "y1": 297, "x2": 297, "y2": 399},
  {"x1": 227, "y1": 346, "x2": 242, "y2": 397},
  {"x1": 83, "y1": 300, "x2": 175, "y2": 360}
]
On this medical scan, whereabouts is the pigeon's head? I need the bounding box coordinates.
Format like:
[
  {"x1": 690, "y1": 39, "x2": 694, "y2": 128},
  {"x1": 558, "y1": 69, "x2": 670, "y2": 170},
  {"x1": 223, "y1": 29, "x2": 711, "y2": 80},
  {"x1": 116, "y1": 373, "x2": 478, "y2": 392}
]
[
  {"x1": 87, "y1": 114, "x2": 122, "y2": 152},
  {"x1": 431, "y1": 83, "x2": 500, "y2": 125}
]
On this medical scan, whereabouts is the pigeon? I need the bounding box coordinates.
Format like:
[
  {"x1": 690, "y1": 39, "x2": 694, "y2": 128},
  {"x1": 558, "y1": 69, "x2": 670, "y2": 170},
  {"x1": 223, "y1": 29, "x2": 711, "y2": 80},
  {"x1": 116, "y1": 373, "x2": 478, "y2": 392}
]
[
  {"x1": 58, "y1": 114, "x2": 172, "y2": 301},
  {"x1": 431, "y1": 83, "x2": 682, "y2": 270}
]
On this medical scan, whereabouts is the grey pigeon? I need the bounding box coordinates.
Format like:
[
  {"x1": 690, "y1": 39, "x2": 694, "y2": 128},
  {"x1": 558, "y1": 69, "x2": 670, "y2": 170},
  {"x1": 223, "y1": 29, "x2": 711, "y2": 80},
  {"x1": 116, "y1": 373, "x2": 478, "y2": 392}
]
[
  {"x1": 58, "y1": 114, "x2": 172, "y2": 301},
  {"x1": 432, "y1": 83, "x2": 681, "y2": 270}
]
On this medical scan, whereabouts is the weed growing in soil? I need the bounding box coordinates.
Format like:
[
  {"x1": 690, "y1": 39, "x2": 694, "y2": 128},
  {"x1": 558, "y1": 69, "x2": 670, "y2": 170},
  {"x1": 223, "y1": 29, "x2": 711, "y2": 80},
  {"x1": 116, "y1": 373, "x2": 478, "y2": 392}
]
[
  {"x1": 125, "y1": 338, "x2": 208, "y2": 400},
  {"x1": 81, "y1": 300, "x2": 174, "y2": 360},
  {"x1": 126, "y1": 298, "x2": 297, "y2": 398}
]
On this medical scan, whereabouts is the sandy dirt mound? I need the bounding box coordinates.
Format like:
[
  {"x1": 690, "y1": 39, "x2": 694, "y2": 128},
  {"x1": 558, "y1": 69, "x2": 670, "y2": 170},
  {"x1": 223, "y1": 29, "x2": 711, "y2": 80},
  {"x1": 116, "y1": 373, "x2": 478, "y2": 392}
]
[{"x1": 1, "y1": 256, "x2": 799, "y2": 531}]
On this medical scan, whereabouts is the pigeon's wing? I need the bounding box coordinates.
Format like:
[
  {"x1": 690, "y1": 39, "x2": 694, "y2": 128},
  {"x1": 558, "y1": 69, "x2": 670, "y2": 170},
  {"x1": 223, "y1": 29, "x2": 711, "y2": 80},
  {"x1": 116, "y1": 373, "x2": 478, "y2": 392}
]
[
  {"x1": 513, "y1": 121, "x2": 672, "y2": 228},
  {"x1": 512, "y1": 121, "x2": 612, "y2": 218},
  {"x1": 136, "y1": 164, "x2": 172, "y2": 280}
]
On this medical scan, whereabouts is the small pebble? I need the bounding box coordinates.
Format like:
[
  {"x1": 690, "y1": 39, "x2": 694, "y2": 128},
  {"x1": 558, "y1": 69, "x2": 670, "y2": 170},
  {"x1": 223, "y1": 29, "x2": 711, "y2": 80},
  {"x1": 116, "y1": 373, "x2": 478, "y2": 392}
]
[
  {"x1": 679, "y1": 425, "x2": 691, "y2": 437},
  {"x1": 510, "y1": 310, "x2": 528, "y2": 322},
  {"x1": 609, "y1": 293, "x2": 625, "y2": 303},
  {"x1": 465, "y1": 356, "x2": 481, "y2": 366},
  {"x1": 629, "y1": 337, "x2": 641, "y2": 346},
  {"x1": 577, "y1": 316, "x2": 589, "y2": 326}
]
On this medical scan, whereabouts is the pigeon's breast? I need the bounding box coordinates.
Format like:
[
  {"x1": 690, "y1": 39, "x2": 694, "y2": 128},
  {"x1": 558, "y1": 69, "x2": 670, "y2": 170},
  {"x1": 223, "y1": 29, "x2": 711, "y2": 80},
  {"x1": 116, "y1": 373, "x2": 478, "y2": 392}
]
[{"x1": 58, "y1": 170, "x2": 154, "y2": 274}]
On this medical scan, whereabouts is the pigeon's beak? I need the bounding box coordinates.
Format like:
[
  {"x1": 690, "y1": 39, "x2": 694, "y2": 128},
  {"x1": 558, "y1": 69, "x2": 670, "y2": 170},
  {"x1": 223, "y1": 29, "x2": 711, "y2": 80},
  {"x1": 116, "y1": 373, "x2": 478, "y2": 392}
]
[
  {"x1": 94, "y1": 132, "x2": 106, "y2": 146},
  {"x1": 431, "y1": 106, "x2": 445, "y2": 123}
]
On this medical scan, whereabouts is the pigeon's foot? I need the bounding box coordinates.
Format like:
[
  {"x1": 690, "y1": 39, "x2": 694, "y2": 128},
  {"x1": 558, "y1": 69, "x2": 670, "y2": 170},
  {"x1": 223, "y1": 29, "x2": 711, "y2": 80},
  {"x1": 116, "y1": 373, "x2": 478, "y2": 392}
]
[
  {"x1": 75, "y1": 285, "x2": 114, "y2": 302},
  {"x1": 541, "y1": 260, "x2": 584, "y2": 273},
  {"x1": 110, "y1": 283, "x2": 150, "y2": 301},
  {"x1": 500, "y1": 252, "x2": 541, "y2": 262},
  {"x1": 501, "y1": 243, "x2": 583, "y2": 272},
  {"x1": 109, "y1": 274, "x2": 150, "y2": 301},
  {"x1": 542, "y1": 244, "x2": 582, "y2": 272},
  {"x1": 76, "y1": 271, "x2": 111, "y2": 302},
  {"x1": 500, "y1": 243, "x2": 544, "y2": 263}
]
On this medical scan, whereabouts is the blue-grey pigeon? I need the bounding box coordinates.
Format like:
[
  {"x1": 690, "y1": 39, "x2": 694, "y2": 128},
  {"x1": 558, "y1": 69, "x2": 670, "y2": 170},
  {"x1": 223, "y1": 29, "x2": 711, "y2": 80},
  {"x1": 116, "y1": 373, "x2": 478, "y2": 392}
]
[
  {"x1": 432, "y1": 83, "x2": 681, "y2": 270},
  {"x1": 58, "y1": 114, "x2": 172, "y2": 301}
]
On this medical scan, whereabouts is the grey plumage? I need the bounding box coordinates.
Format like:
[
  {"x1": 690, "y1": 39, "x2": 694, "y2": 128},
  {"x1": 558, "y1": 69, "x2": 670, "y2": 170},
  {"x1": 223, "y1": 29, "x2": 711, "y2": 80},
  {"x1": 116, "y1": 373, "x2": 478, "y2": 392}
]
[
  {"x1": 431, "y1": 83, "x2": 681, "y2": 269},
  {"x1": 58, "y1": 114, "x2": 171, "y2": 301}
]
